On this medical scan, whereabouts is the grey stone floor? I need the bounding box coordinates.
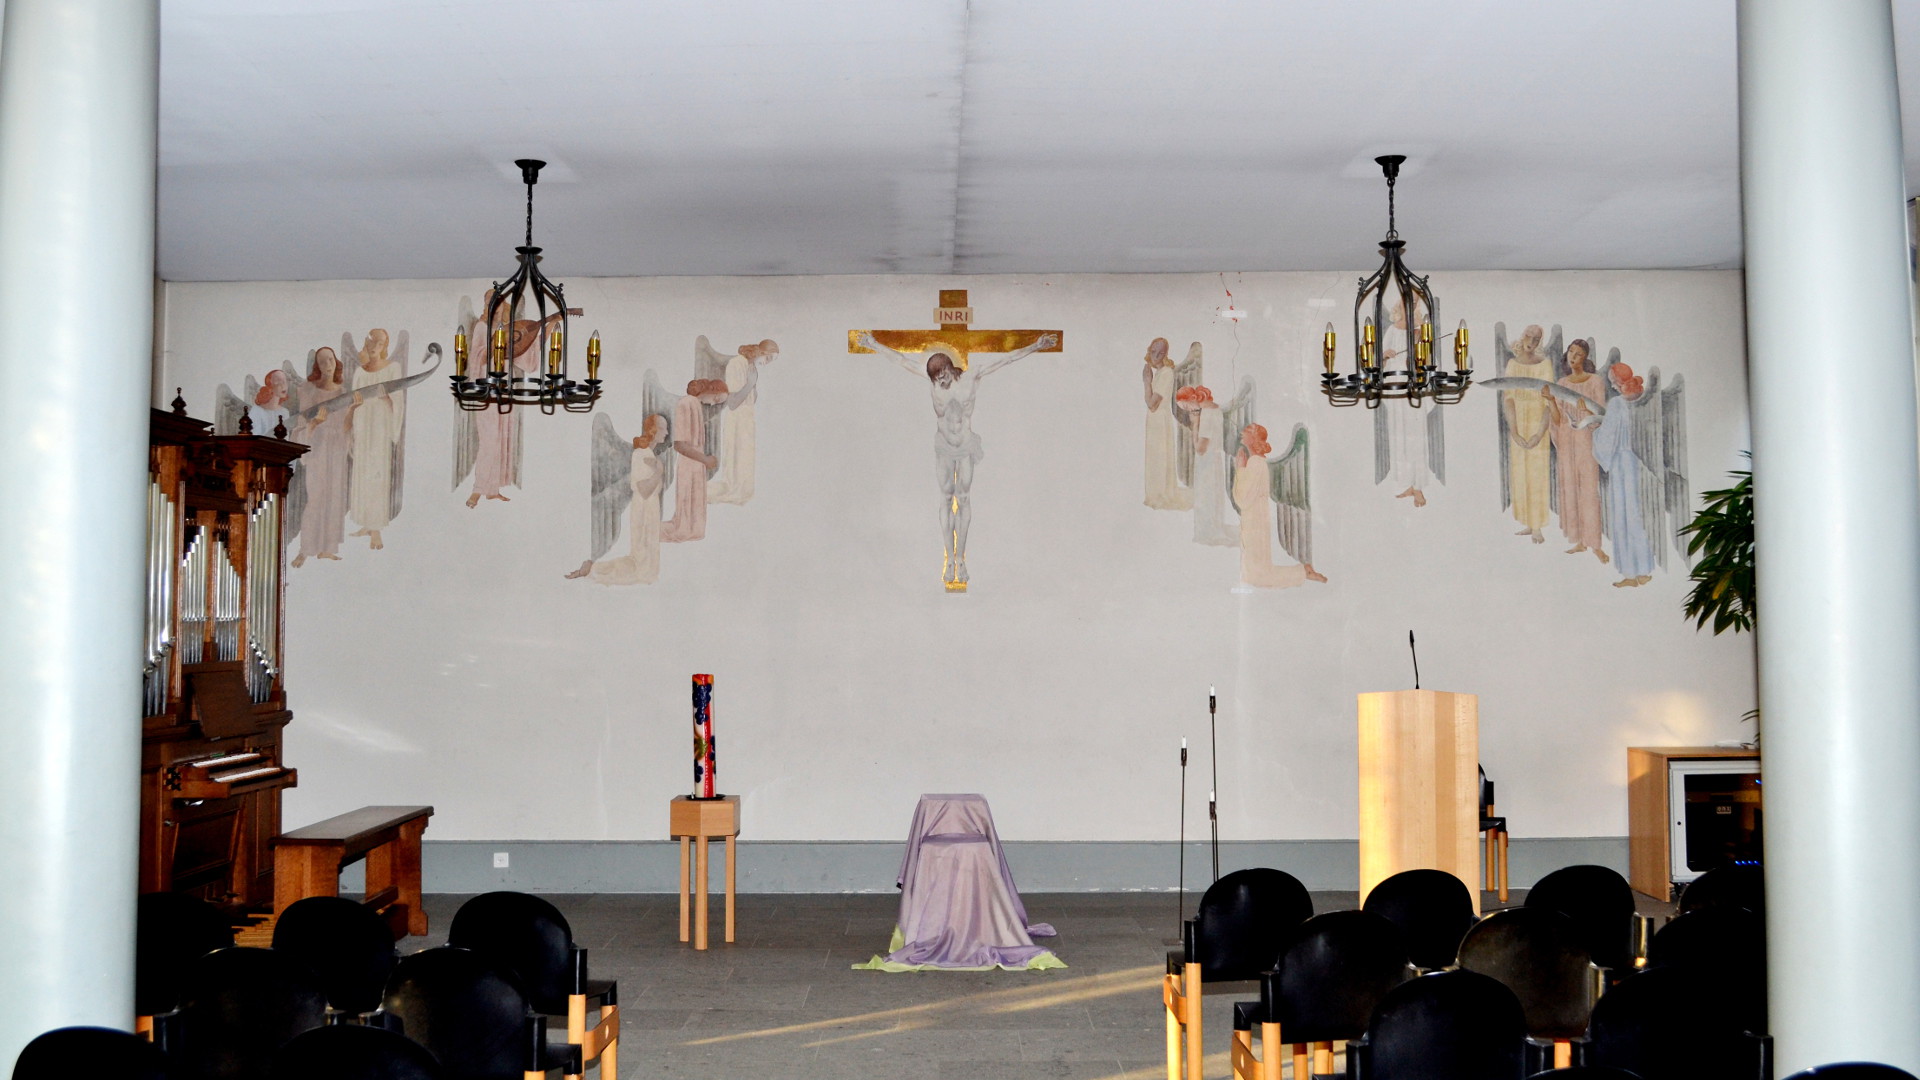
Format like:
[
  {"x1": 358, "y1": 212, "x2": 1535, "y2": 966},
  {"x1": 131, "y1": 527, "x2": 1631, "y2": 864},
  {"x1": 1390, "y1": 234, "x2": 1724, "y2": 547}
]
[{"x1": 406, "y1": 888, "x2": 1671, "y2": 1079}]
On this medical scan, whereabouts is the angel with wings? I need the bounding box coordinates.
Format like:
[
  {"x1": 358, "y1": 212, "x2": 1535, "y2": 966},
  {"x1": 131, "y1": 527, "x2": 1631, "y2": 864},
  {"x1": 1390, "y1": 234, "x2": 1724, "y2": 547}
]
[
  {"x1": 1548, "y1": 337, "x2": 1609, "y2": 562},
  {"x1": 213, "y1": 368, "x2": 293, "y2": 437},
  {"x1": 1175, "y1": 376, "x2": 1251, "y2": 547},
  {"x1": 345, "y1": 329, "x2": 408, "y2": 550},
  {"x1": 1142, "y1": 338, "x2": 1193, "y2": 510},
  {"x1": 1373, "y1": 300, "x2": 1445, "y2": 507},
  {"x1": 1231, "y1": 422, "x2": 1325, "y2": 589},
  {"x1": 1592, "y1": 354, "x2": 1689, "y2": 587},
  {"x1": 565, "y1": 412, "x2": 670, "y2": 585},
  {"x1": 452, "y1": 293, "x2": 575, "y2": 508},
  {"x1": 291, "y1": 346, "x2": 350, "y2": 566},
  {"x1": 698, "y1": 336, "x2": 780, "y2": 505},
  {"x1": 1492, "y1": 323, "x2": 1561, "y2": 543}
]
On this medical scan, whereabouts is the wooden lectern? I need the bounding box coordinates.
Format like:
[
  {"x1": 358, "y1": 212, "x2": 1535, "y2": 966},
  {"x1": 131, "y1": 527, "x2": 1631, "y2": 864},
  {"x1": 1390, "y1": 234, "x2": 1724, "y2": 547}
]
[{"x1": 1357, "y1": 690, "x2": 1480, "y2": 913}]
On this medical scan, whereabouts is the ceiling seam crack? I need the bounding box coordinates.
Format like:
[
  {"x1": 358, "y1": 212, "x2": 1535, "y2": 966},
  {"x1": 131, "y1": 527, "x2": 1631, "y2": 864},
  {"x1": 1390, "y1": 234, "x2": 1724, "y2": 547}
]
[{"x1": 945, "y1": 0, "x2": 974, "y2": 275}]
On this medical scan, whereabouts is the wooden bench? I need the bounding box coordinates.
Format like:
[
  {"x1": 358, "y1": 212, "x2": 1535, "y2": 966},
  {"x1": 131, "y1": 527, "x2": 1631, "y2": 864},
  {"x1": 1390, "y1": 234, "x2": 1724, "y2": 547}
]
[{"x1": 272, "y1": 805, "x2": 433, "y2": 938}]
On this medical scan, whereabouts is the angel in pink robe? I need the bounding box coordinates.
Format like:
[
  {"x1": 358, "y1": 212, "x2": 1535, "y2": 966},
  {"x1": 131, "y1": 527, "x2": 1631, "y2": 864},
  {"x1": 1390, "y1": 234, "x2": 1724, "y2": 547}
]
[
  {"x1": 660, "y1": 379, "x2": 728, "y2": 542},
  {"x1": 1549, "y1": 338, "x2": 1608, "y2": 562}
]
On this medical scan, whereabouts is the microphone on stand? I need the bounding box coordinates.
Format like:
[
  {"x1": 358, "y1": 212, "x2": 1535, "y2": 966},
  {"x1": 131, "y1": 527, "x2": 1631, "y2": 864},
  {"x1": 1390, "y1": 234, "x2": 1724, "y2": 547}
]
[
  {"x1": 1174, "y1": 736, "x2": 1188, "y2": 940},
  {"x1": 1208, "y1": 685, "x2": 1221, "y2": 883},
  {"x1": 1410, "y1": 630, "x2": 1421, "y2": 690}
]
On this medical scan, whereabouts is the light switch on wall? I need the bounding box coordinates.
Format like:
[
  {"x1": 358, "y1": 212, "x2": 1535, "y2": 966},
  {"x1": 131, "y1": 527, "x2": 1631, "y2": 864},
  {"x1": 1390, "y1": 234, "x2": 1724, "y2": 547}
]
[{"x1": 492, "y1": 852, "x2": 509, "y2": 868}]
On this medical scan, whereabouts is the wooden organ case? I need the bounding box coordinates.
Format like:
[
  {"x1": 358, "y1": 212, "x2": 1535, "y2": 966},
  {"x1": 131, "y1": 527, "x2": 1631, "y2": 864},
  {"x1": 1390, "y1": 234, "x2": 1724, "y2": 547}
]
[{"x1": 141, "y1": 402, "x2": 305, "y2": 908}]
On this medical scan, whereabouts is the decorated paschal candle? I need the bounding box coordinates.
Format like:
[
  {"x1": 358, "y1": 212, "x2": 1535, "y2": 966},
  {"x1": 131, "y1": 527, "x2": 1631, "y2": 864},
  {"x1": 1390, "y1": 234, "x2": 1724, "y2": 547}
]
[{"x1": 691, "y1": 673, "x2": 716, "y2": 798}]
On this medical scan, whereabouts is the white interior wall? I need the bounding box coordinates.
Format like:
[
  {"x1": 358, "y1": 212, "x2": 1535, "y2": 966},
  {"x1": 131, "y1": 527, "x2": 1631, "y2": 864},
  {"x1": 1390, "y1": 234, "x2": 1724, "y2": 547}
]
[{"x1": 159, "y1": 270, "x2": 1755, "y2": 847}]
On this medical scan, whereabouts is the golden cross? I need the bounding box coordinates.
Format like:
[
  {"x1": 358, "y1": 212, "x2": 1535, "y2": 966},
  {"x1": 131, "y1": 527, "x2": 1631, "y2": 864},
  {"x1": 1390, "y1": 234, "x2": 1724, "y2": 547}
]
[{"x1": 848, "y1": 289, "x2": 1063, "y2": 369}]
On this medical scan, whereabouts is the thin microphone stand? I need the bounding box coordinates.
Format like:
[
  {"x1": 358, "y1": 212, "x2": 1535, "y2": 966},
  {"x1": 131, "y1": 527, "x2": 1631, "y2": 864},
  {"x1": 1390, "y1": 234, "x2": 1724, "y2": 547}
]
[
  {"x1": 1209, "y1": 686, "x2": 1220, "y2": 883},
  {"x1": 1177, "y1": 737, "x2": 1188, "y2": 933}
]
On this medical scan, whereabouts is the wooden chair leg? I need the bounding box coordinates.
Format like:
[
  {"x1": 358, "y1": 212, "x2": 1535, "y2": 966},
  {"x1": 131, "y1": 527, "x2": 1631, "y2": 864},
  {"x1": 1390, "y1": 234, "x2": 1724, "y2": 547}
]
[
  {"x1": 1259, "y1": 1022, "x2": 1282, "y2": 1080},
  {"x1": 1313, "y1": 1041, "x2": 1334, "y2": 1077},
  {"x1": 1231, "y1": 1028, "x2": 1252, "y2": 1080},
  {"x1": 1292, "y1": 1044, "x2": 1309, "y2": 1080},
  {"x1": 1497, "y1": 828, "x2": 1510, "y2": 903},
  {"x1": 1184, "y1": 963, "x2": 1203, "y2": 1080},
  {"x1": 602, "y1": 1037, "x2": 617, "y2": 1080},
  {"x1": 1554, "y1": 1040, "x2": 1572, "y2": 1068},
  {"x1": 1164, "y1": 977, "x2": 1182, "y2": 1080}
]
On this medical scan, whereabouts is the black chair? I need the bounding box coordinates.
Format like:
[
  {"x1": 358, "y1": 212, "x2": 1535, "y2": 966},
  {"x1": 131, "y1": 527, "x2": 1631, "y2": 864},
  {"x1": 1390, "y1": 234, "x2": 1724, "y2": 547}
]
[
  {"x1": 1362, "y1": 868, "x2": 1476, "y2": 970},
  {"x1": 446, "y1": 893, "x2": 617, "y2": 1079},
  {"x1": 1229, "y1": 910, "x2": 1412, "y2": 1080},
  {"x1": 1344, "y1": 969, "x2": 1534, "y2": 1080},
  {"x1": 1456, "y1": 907, "x2": 1597, "y2": 1067},
  {"x1": 1525, "y1": 864, "x2": 1639, "y2": 973},
  {"x1": 170, "y1": 946, "x2": 329, "y2": 1080},
  {"x1": 271, "y1": 1024, "x2": 445, "y2": 1080},
  {"x1": 137, "y1": 892, "x2": 236, "y2": 1031},
  {"x1": 1583, "y1": 966, "x2": 1769, "y2": 1080},
  {"x1": 1163, "y1": 868, "x2": 1313, "y2": 1080},
  {"x1": 11, "y1": 1026, "x2": 168, "y2": 1080},
  {"x1": 1677, "y1": 864, "x2": 1765, "y2": 918},
  {"x1": 382, "y1": 946, "x2": 578, "y2": 1080},
  {"x1": 271, "y1": 895, "x2": 398, "y2": 1019},
  {"x1": 1645, "y1": 906, "x2": 1767, "y2": 1035},
  {"x1": 1481, "y1": 767, "x2": 1510, "y2": 902},
  {"x1": 1781, "y1": 1060, "x2": 1920, "y2": 1068}
]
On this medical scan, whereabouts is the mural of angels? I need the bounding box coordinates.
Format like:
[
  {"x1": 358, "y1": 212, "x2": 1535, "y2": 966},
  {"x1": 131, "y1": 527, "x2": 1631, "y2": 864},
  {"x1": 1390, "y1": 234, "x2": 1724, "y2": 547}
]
[
  {"x1": 213, "y1": 368, "x2": 292, "y2": 437},
  {"x1": 1484, "y1": 322, "x2": 1689, "y2": 586},
  {"x1": 1373, "y1": 300, "x2": 1446, "y2": 507},
  {"x1": 661, "y1": 376, "x2": 728, "y2": 543},
  {"x1": 699, "y1": 336, "x2": 780, "y2": 505},
  {"x1": 565, "y1": 412, "x2": 669, "y2": 585},
  {"x1": 452, "y1": 293, "x2": 576, "y2": 508},
  {"x1": 854, "y1": 330, "x2": 1058, "y2": 590},
  {"x1": 345, "y1": 329, "x2": 408, "y2": 550},
  {"x1": 1592, "y1": 353, "x2": 1689, "y2": 587},
  {"x1": 1231, "y1": 422, "x2": 1325, "y2": 590},
  {"x1": 1142, "y1": 338, "x2": 1193, "y2": 510},
  {"x1": 291, "y1": 346, "x2": 350, "y2": 566}
]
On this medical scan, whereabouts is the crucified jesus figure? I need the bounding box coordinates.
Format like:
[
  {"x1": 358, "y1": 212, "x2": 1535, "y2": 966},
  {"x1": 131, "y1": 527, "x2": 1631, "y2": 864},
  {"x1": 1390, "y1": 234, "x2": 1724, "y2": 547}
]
[{"x1": 857, "y1": 330, "x2": 1058, "y2": 589}]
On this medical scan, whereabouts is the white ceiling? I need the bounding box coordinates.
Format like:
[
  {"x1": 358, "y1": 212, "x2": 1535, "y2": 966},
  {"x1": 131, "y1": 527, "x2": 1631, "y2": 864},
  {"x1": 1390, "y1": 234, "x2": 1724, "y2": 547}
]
[{"x1": 96, "y1": 0, "x2": 1920, "y2": 279}]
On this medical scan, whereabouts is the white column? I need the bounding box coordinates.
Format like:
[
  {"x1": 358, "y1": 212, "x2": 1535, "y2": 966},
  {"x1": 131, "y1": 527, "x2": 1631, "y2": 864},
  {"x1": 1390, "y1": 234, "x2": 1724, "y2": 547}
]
[
  {"x1": 0, "y1": 0, "x2": 159, "y2": 1067},
  {"x1": 1740, "y1": 0, "x2": 1920, "y2": 1071}
]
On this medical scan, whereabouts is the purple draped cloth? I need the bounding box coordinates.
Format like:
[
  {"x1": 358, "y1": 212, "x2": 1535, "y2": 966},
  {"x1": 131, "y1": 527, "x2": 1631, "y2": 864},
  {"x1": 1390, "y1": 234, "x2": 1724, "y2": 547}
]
[{"x1": 867, "y1": 794, "x2": 1058, "y2": 971}]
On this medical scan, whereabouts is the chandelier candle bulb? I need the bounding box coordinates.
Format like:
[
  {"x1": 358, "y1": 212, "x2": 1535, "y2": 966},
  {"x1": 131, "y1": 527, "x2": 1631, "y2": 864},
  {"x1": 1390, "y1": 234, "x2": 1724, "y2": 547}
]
[
  {"x1": 1323, "y1": 323, "x2": 1337, "y2": 373},
  {"x1": 547, "y1": 332, "x2": 562, "y2": 376},
  {"x1": 587, "y1": 331, "x2": 601, "y2": 381},
  {"x1": 490, "y1": 327, "x2": 508, "y2": 375},
  {"x1": 691, "y1": 673, "x2": 717, "y2": 799},
  {"x1": 454, "y1": 330, "x2": 468, "y2": 378},
  {"x1": 1454, "y1": 321, "x2": 1470, "y2": 371},
  {"x1": 1362, "y1": 320, "x2": 1377, "y2": 367}
]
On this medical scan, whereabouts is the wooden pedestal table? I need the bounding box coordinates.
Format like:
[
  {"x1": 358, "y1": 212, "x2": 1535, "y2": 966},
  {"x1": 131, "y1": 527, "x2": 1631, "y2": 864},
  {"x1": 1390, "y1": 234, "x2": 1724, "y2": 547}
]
[
  {"x1": 670, "y1": 795, "x2": 738, "y2": 949},
  {"x1": 272, "y1": 805, "x2": 433, "y2": 938}
]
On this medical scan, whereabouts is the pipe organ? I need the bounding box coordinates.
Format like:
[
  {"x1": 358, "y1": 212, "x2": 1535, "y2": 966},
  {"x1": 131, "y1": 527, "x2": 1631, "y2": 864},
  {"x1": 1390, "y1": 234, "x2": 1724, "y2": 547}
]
[{"x1": 142, "y1": 399, "x2": 304, "y2": 908}]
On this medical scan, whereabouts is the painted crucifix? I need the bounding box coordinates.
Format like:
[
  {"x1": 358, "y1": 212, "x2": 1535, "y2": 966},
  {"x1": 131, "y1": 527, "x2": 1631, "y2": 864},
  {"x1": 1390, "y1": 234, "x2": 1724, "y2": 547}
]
[{"x1": 851, "y1": 290, "x2": 1063, "y2": 592}]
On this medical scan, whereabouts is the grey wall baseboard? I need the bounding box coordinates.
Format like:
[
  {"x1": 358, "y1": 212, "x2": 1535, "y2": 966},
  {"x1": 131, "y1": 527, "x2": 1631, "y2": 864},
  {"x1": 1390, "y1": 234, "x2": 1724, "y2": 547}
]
[{"x1": 372, "y1": 837, "x2": 1628, "y2": 895}]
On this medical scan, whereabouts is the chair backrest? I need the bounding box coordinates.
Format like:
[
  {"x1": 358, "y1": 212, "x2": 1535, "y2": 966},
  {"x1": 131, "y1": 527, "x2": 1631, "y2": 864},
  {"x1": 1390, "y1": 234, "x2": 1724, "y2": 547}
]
[
  {"x1": 1480, "y1": 766, "x2": 1495, "y2": 813},
  {"x1": 174, "y1": 946, "x2": 329, "y2": 1080},
  {"x1": 1266, "y1": 909, "x2": 1412, "y2": 1043},
  {"x1": 1354, "y1": 969, "x2": 1529, "y2": 1080},
  {"x1": 1781, "y1": 1060, "x2": 1920, "y2": 1068},
  {"x1": 1646, "y1": 906, "x2": 1767, "y2": 1034},
  {"x1": 1456, "y1": 906, "x2": 1595, "y2": 1040},
  {"x1": 1586, "y1": 967, "x2": 1764, "y2": 1080},
  {"x1": 1678, "y1": 864, "x2": 1766, "y2": 918},
  {"x1": 271, "y1": 895, "x2": 398, "y2": 1014},
  {"x1": 382, "y1": 946, "x2": 538, "y2": 1080},
  {"x1": 270, "y1": 1024, "x2": 445, "y2": 1080},
  {"x1": 1525, "y1": 864, "x2": 1637, "y2": 971},
  {"x1": 1190, "y1": 868, "x2": 1313, "y2": 981},
  {"x1": 446, "y1": 892, "x2": 577, "y2": 1015},
  {"x1": 136, "y1": 891, "x2": 236, "y2": 1015},
  {"x1": 11, "y1": 1026, "x2": 167, "y2": 1080},
  {"x1": 1363, "y1": 868, "x2": 1477, "y2": 969}
]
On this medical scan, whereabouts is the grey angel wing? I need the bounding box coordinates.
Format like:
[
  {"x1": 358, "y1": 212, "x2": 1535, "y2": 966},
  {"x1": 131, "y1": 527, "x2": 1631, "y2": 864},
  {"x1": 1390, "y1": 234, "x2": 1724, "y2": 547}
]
[
  {"x1": 387, "y1": 335, "x2": 418, "y2": 526},
  {"x1": 1660, "y1": 374, "x2": 1690, "y2": 566},
  {"x1": 589, "y1": 413, "x2": 636, "y2": 561},
  {"x1": 644, "y1": 369, "x2": 676, "y2": 492},
  {"x1": 1173, "y1": 343, "x2": 1202, "y2": 486},
  {"x1": 693, "y1": 335, "x2": 728, "y2": 381},
  {"x1": 1493, "y1": 322, "x2": 1512, "y2": 510},
  {"x1": 1270, "y1": 424, "x2": 1312, "y2": 565},
  {"x1": 452, "y1": 409, "x2": 476, "y2": 490},
  {"x1": 214, "y1": 383, "x2": 249, "y2": 436},
  {"x1": 1545, "y1": 326, "x2": 1564, "y2": 372},
  {"x1": 1221, "y1": 377, "x2": 1257, "y2": 510},
  {"x1": 1426, "y1": 403, "x2": 1446, "y2": 485},
  {"x1": 1372, "y1": 407, "x2": 1390, "y2": 485},
  {"x1": 1631, "y1": 366, "x2": 1669, "y2": 571}
]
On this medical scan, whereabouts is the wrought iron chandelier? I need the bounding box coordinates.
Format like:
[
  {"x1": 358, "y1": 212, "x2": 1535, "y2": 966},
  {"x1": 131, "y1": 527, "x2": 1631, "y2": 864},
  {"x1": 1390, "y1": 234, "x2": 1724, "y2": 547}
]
[
  {"x1": 1321, "y1": 155, "x2": 1471, "y2": 408},
  {"x1": 451, "y1": 159, "x2": 602, "y2": 413}
]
